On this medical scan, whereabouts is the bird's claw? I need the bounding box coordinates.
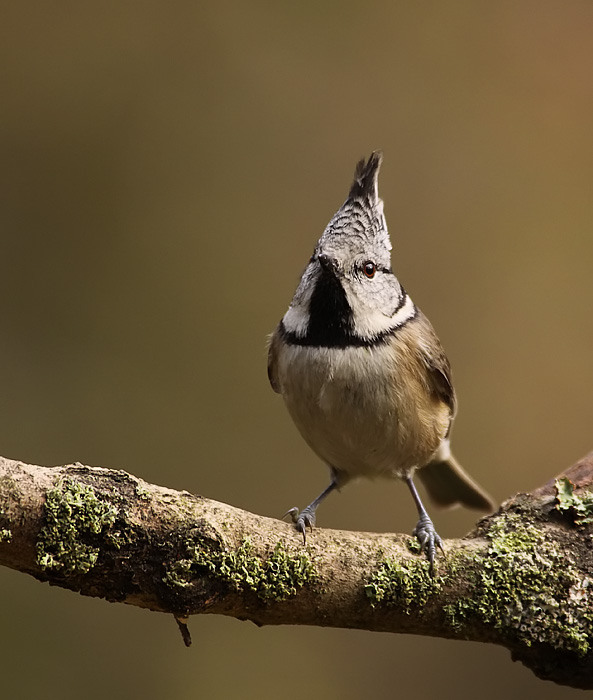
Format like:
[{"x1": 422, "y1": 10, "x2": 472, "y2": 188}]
[
  {"x1": 413, "y1": 513, "x2": 444, "y2": 572},
  {"x1": 282, "y1": 507, "x2": 300, "y2": 523},
  {"x1": 282, "y1": 507, "x2": 316, "y2": 544}
]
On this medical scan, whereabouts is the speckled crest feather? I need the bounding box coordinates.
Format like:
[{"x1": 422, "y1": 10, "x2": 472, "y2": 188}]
[
  {"x1": 348, "y1": 151, "x2": 383, "y2": 201},
  {"x1": 319, "y1": 150, "x2": 391, "y2": 259}
]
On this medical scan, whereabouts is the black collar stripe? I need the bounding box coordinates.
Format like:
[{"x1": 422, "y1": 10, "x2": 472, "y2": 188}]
[{"x1": 280, "y1": 304, "x2": 417, "y2": 349}]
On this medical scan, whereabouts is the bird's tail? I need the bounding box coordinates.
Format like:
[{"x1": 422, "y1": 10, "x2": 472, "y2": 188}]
[{"x1": 418, "y1": 443, "x2": 495, "y2": 512}]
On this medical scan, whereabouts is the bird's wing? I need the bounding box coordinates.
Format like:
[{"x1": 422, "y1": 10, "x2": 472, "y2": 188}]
[
  {"x1": 266, "y1": 327, "x2": 282, "y2": 394},
  {"x1": 425, "y1": 347, "x2": 456, "y2": 416},
  {"x1": 415, "y1": 311, "x2": 457, "y2": 417}
]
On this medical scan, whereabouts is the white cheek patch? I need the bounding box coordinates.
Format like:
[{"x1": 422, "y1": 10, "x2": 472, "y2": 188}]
[
  {"x1": 351, "y1": 293, "x2": 416, "y2": 340},
  {"x1": 390, "y1": 294, "x2": 416, "y2": 327},
  {"x1": 282, "y1": 304, "x2": 310, "y2": 337},
  {"x1": 281, "y1": 263, "x2": 320, "y2": 337}
]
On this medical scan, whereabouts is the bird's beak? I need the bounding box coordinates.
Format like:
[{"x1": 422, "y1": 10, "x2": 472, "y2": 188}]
[{"x1": 317, "y1": 252, "x2": 338, "y2": 276}]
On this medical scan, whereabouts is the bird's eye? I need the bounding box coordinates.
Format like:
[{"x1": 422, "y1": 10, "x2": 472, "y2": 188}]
[{"x1": 363, "y1": 261, "x2": 376, "y2": 279}]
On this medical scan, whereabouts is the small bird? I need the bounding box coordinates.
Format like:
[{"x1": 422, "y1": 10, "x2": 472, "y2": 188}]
[{"x1": 267, "y1": 152, "x2": 494, "y2": 567}]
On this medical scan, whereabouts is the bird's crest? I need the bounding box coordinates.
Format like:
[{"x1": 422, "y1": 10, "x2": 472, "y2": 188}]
[{"x1": 348, "y1": 151, "x2": 383, "y2": 201}]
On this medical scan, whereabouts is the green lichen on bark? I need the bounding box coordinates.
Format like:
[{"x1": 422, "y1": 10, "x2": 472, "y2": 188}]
[
  {"x1": 365, "y1": 510, "x2": 593, "y2": 657},
  {"x1": 444, "y1": 513, "x2": 593, "y2": 656},
  {"x1": 0, "y1": 475, "x2": 20, "y2": 535},
  {"x1": 134, "y1": 482, "x2": 152, "y2": 501},
  {"x1": 164, "y1": 538, "x2": 317, "y2": 602},
  {"x1": 36, "y1": 477, "x2": 118, "y2": 574},
  {"x1": 0, "y1": 505, "x2": 10, "y2": 543},
  {"x1": 555, "y1": 477, "x2": 593, "y2": 525},
  {"x1": 365, "y1": 554, "x2": 443, "y2": 612}
]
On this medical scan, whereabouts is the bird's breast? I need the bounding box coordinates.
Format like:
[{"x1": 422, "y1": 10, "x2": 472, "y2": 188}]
[{"x1": 275, "y1": 339, "x2": 448, "y2": 478}]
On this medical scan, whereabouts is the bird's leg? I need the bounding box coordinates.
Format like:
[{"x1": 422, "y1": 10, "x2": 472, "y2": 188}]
[
  {"x1": 404, "y1": 474, "x2": 444, "y2": 570},
  {"x1": 283, "y1": 480, "x2": 338, "y2": 544}
]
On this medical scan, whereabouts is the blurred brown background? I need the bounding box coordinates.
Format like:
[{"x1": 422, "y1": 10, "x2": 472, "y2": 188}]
[{"x1": 1, "y1": 2, "x2": 592, "y2": 698}]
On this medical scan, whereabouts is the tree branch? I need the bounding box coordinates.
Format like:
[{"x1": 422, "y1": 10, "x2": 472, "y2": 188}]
[{"x1": 1, "y1": 453, "x2": 593, "y2": 688}]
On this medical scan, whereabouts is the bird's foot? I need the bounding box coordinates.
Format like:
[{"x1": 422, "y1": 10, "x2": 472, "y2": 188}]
[
  {"x1": 413, "y1": 513, "x2": 444, "y2": 571},
  {"x1": 282, "y1": 506, "x2": 316, "y2": 544}
]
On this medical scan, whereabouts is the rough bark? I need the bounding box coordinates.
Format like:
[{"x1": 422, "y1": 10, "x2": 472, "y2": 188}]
[{"x1": 1, "y1": 453, "x2": 593, "y2": 688}]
